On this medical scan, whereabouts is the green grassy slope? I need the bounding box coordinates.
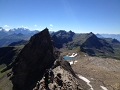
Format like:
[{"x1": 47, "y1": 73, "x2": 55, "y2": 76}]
[
  {"x1": 63, "y1": 33, "x2": 120, "y2": 60},
  {"x1": 0, "y1": 45, "x2": 24, "y2": 90}
]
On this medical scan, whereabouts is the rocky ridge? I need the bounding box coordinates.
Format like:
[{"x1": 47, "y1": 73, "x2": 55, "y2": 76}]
[
  {"x1": 33, "y1": 56, "x2": 90, "y2": 90},
  {"x1": 11, "y1": 28, "x2": 58, "y2": 90}
]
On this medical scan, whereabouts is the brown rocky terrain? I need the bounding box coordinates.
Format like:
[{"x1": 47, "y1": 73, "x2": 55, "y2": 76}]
[
  {"x1": 71, "y1": 55, "x2": 120, "y2": 90},
  {"x1": 33, "y1": 57, "x2": 91, "y2": 90}
]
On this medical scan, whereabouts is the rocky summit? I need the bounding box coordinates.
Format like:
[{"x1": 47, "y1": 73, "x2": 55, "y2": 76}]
[{"x1": 11, "y1": 28, "x2": 59, "y2": 90}]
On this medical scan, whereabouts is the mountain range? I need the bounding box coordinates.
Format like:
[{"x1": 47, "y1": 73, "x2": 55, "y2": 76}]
[
  {"x1": 0, "y1": 27, "x2": 39, "y2": 36},
  {"x1": 0, "y1": 28, "x2": 120, "y2": 90},
  {"x1": 0, "y1": 27, "x2": 120, "y2": 47},
  {"x1": 0, "y1": 27, "x2": 56, "y2": 47},
  {"x1": 96, "y1": 33, "x2": 120, "y2": 41},
  {"x1": 0, "y1": 27, "x2": 120, "y2": 59},
  {"x1": 51, "y1": 31, "x2": 120, "y2": 59}
]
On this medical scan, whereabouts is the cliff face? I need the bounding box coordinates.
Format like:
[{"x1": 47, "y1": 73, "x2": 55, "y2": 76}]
[{"x1": 11, "y1": 28, "x2": 59, "y2": 90}]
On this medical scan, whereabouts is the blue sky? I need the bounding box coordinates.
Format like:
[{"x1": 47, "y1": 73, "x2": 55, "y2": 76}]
[{"x1": 0, "y1": 0, "x2": 120, "y2": 34}]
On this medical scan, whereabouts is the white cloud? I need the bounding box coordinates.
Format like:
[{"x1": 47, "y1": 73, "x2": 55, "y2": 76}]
[
  {"x1": 5, "y1": 29, "x2": 9, "y2": 31},
  {"x1": 4, "y1": 25, "x2": 10, "y2": 31},
  {"x1": 4, "y1": 25, "x2": 9, "y2": 27},
  {"x1": 24, "y1": 27, "x2": 28, "y2": 29},
  {"x1": 50, "y1": 24, "x2": 53, "y2": 27},
  {"x1": 34, "y1": 25, "x2": 37, "y2": 27}
]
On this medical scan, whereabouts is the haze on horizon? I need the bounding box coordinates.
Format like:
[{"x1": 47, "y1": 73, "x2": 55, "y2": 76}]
[{"x1": 0, "y1": 0, "x2": 120, "y2": 34}]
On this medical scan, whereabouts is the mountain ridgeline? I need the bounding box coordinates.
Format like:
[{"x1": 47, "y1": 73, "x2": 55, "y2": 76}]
[
  {"x1": 51, "y1": 31, "x2": 118, "y2": 58},
  {"x1": 1, "y1": 27, "x2": 120, "y2": 59}
]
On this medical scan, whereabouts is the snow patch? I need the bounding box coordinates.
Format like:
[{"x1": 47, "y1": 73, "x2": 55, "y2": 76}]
[
  {"x1": 67, "y1": 53, "x2": 77, "y2": 57},
  {"x1": 77, "y1": 74, "x2": 94, "y2": 90},
  {"x1": 74, "y1": 60, "x2": 77, "y2": 64},
  {"x1": 100, "y1": 86, "x2": 108, "y2": 90},
  {"x1": 69, "y1": 60, "x2": 78, "y2": 65},
  {"x1": 69, "y1": 61, "x2": 73, "y2": 65},
  {"x1": 75, "y1": 61, "x2": 77, "y2": 63}
]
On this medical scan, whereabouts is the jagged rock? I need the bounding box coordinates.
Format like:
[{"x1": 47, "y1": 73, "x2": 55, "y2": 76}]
[
  {"x1": 53, "y1": 56, "x2": 76, "y2": 77},
  {"x1": 33, "y1": 56, "x2": 90, "y2": 90},
  {"x1": 11, "y1": 28, "x2": 60, "y2": 90}
]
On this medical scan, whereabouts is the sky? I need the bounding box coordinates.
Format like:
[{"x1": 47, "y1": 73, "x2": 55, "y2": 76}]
[{"x1": 0, "y1": 0, "x2": 120, "y2": 34}]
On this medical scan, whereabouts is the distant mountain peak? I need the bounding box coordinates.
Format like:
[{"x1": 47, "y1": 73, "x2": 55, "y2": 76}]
[{"x1": 112, "y1": 38, "x2": 120, "y2": 43}]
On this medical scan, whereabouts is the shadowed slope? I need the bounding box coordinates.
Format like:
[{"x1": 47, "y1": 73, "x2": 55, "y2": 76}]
[{"x1": 11, "y1": 28, "x2": 59, "y2": 90}]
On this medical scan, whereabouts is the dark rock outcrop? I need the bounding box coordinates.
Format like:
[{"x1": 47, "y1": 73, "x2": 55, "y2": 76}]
[{"x1": 11, "y1": 28, "x2": 60, "y2": 90}]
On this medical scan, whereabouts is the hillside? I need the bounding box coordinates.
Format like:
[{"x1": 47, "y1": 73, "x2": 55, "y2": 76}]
[
  {"x1": 104, "y1": 38, "x2": 120, "y2": 59},
  {"x1": 8, "y1": 40, "x2": 28, "y2": 46},
  {"x1": 0, "y1": 45, "x2": 24, "y2": 90},
  {"x1": 0, "y1": 33, "x2": 30, "y2": 47}
]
